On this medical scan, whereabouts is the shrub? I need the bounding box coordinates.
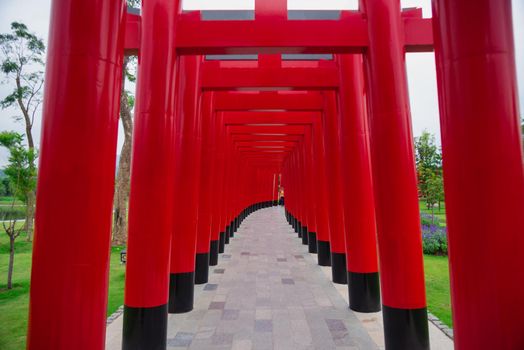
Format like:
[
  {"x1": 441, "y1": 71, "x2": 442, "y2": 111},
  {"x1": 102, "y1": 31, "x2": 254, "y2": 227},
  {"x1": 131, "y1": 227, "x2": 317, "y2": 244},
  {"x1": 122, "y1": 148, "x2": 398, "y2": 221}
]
[
  {"x1": 0, "y1": 205, "x2": 26, "y2": 220},
  {"x1": 422, "y1": 224, "x2": 448, "y2": 256}
]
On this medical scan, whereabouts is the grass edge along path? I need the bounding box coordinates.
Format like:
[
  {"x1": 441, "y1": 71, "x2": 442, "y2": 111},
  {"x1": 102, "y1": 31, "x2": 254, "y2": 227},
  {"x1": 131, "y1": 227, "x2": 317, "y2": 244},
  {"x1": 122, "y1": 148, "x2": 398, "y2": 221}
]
[
  {"x1": 0, "y1": 235, "x2": 126, "y2": 350},
  {"x1": 424, "y1": 255, "x2": 452, "y2": 328}
]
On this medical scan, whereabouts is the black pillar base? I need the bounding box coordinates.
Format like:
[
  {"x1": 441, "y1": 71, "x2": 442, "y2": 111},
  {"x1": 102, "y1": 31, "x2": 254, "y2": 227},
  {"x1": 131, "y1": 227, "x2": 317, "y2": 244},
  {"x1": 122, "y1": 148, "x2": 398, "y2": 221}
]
[
  {"x1": 296, "y1": 221, "x2": 302, "y2": 237},
  {"x1": 301, "y1": 226, "x2": 308, "y2": 245},
  {"x1": 195, "y1": 253, "x2": 210, "y2": 285},
  {"x1": 331, "y1": 252, "x2": 348, "y2": 284},
  {"x1": 317, "y1": 240, "x2": 331, "y2": 266},
  {"x1": 229, "y1": 221, "x2": 235, "y2": 237},
  {"x1": 383, "y1": 305, "x2": 430, "y2": 350},
  {"x1": 168, "y1": 272, "x2": 194, "y2": 313},
  {"x1": 219, "y1": 232, "x2": 226, "y2": 253},
  {"x1": 209, "y1": 240, "x2": 219, "y2": 266},
  {"x1": 225, "y1": 227, "x2": 230, "y2": 244},
  {"x1": 348, "y1": 271, "x2": 381, "y2": 312},
  {"x1": 307, "y1": 232, "x2": 317, "y2": 253},
  {"x1": 123, "y1": 304, "x2": 167, "y2": 350}
]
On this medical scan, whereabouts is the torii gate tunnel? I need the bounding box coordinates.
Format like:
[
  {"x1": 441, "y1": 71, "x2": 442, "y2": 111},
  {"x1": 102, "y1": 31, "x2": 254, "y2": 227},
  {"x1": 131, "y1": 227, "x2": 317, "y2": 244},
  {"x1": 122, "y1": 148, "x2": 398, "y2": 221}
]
[{"x1": 27, "y1": 1, "x2": 523, "y2": 350}]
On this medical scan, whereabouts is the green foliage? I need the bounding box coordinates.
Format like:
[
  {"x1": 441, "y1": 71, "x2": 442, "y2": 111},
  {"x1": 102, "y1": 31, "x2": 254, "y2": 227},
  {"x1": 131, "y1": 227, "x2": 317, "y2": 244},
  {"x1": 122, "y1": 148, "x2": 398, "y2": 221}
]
[
  {"x1": 125, "y1": 90, "x2": 135, "y2": 109},
  {"x1": 0, "y1": 22, "x2": 45, "y2": 130},
  {"x1": 422, "y1": 230, "x2": 448, "y2": 256},
  {"x1": 0, "y1": 178, "x2": 13, "y2": 197},
  {"x1": 0, "y1": 132, "x2": 37, "y2": 204},
  {"x1": 415, "y1": 131, "x2": 441, "y2": 171},
  {"x1": 425, "y1": 173, "x2": 444, "y2": 212},
  {"x1": 415, "y1": 131, "x2": 445, "y2": 213},
  {"x1": 0, "y1": 23, "x2": 45, "y2": 70}
]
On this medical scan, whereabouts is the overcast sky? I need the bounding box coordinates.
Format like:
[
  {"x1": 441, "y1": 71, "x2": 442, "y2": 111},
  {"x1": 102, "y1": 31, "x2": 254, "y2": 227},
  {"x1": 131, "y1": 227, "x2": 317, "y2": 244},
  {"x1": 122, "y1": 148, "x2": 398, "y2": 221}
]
[{"x1": 0, "y1": 0, "x2": 523, "y2": 166}]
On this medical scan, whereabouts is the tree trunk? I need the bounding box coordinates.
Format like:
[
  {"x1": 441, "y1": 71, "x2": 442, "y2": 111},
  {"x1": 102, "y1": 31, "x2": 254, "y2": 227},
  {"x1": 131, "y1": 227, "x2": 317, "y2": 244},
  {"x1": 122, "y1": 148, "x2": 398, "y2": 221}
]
[
  {"x1": 25, "y1": 190, "x2": 35, "y2": 241},
  {"x1": 112, "y1": 56, "x2": 133, "y2": 247},
  {"x1": 7, "y1": 237, "x2": 15, "y2": 289},
  {"x1": 15, "y1": 74, "x2": 37, "y2": 240}
]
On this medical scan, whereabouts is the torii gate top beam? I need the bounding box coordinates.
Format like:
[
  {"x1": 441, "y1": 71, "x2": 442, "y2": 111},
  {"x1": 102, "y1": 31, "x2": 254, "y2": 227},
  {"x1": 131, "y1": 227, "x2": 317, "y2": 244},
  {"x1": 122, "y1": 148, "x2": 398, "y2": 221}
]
[{"x1": 124, "y1": 2, "x2": 433, "y2": 56}]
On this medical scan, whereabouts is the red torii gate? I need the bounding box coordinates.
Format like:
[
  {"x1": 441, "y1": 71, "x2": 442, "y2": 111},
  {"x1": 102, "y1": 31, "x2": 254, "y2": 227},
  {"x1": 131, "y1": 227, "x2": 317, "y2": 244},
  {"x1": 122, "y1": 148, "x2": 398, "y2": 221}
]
[{"x1": 28, "y1": 0, "x2": 524, "y2": 350}]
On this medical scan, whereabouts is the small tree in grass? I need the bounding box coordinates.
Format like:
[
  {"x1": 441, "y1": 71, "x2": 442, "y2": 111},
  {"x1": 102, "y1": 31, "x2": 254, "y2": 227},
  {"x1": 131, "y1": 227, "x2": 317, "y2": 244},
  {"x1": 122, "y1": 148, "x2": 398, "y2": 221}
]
[
  {"x1": 415, "y1": 131, "x2": 442, "y2": 206},
  {"x1": 425, "y1": 173, "x2": 444, "y2": 224},
  {"x1": 0, "y1": 131, "x2": 36, "y2": 289}
]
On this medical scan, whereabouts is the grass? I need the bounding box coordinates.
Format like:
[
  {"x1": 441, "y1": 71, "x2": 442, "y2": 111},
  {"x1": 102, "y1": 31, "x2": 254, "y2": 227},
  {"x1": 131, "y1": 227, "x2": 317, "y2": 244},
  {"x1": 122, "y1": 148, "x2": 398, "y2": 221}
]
[
  {"x1": 424, "y1": 255, "x2": 452, "y2": 327},
  {"x1": 419, "y1": 200, "x2": 447, "y2": 226},
  {"x1": 0, "y1": 196, "x2": 24, "y2": 206},
  {"x1": 0, "y1": 230, "x2": 126, "y2": 350}
]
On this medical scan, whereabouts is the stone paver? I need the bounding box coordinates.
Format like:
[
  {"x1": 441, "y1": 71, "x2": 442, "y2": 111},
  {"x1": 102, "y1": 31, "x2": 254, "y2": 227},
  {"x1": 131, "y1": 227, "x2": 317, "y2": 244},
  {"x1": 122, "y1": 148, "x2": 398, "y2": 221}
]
[{"x1": 106, "y1": 207, "x2": 454, "y2": 349}]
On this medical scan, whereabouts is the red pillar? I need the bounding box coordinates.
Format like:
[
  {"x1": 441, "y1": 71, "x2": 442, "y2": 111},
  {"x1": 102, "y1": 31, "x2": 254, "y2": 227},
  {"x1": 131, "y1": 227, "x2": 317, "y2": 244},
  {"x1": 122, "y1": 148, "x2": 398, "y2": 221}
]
[
  {"x1": 298, "y1": 138, "x2": 309, "y2": 246},
  {"x1": 215, "y1": 113, "x2": 228, "y2": 253},
  {"x1": 195, "y1": 92, "x2": 215, "y2": 284},
  {"x1": 304, "y1": 128, "x2": 318, "y2": 253},
  {"x1": 432, "y1": 1, "x2": 524, "y2": 348},
  {"x1": 168, "y1": 55, "x2": 203, "y2": 313},
  {"x1": 361, "y1": 0, "x2": 429, "y2": 348},
  {"x1": 292, "y1": 149, "x2": 303, "y2": 238},
  {"x1": 322, "y1": 92, "x2": 347, "y2": 284},
  {"x1": 223, "y1": 138, "x2": 235, "y2": 242},
  {"x1": 337, "y1": 54, "x2": 380, "y2": 312},
  {"x1": 122, "y1": 0, "x2": 180, "y2": 348},
  {"x1": 209, "y1": 111, "x2": 222, "y2": 265},
  {"x1": 312, "y1": 118, "x2": 332, "y2": 266},
  {"x1": 27, "y1": 1, "x2": 125, "y2": 348}
]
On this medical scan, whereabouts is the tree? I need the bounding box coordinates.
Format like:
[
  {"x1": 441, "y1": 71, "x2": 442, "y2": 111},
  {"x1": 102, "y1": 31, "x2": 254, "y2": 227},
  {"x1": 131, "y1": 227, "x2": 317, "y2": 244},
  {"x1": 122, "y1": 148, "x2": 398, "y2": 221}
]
[
  {"x1": 425, "y1": 173, "x2": 444, "y2": 223},
  {"x1": 414, "y1": 131, "x2": 442, "y2": 207},
  {"x1": 112, "y1": 0, "x2": 140, "y2": 246},
  {"x1": 0, "y1": 131, "x2": 36, "y2": 289},
  {"x1": 0, "y1": 22, "x2": 45, "y2": 241}
]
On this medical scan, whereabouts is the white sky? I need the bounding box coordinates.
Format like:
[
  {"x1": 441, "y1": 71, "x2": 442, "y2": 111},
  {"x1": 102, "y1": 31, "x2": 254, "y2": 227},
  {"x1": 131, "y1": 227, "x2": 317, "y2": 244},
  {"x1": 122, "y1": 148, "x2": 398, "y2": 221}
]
[{"x1": 0, "y1": 0, "x2": 523, "y2": 166}]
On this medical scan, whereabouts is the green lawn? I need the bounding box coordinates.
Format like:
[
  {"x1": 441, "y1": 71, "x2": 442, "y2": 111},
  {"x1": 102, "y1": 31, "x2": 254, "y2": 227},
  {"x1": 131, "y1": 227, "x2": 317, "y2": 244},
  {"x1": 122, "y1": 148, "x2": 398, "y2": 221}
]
[
  {"x1": 0, "y1": 196, "x2": 24, "y2": 205},
  {"x1": 419, "y1": 200, "x2": 447, "y2": 226},
  {"x1": 0, "y1": 231, "x2": 126, "y2": 350},
  {"x1": 424, "y1": 255, "x2": 452, "y2": 327}
]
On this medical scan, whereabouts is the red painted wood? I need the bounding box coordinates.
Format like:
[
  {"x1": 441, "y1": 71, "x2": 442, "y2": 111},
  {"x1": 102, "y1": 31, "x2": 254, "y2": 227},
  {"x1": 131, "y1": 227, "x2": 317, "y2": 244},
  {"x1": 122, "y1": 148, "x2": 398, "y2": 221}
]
[
  {"x1": 27, "y1": 0, "x2": 126, "y2": 348},
  {"x1": 433, "y1": 0, "x2": 524, "y2": 347}
]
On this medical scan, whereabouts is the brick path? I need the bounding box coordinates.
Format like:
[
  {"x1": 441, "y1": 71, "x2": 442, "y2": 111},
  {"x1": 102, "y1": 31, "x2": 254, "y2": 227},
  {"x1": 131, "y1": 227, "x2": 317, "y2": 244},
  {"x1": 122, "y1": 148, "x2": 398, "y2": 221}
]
[{"x1": 106, "y1": 207, "x2": 453, "y2": 349}]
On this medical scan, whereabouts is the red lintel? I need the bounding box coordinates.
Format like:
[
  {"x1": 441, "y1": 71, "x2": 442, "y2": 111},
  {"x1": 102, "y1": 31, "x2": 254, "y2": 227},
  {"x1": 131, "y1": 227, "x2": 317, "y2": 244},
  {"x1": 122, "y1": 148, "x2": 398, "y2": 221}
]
[{"x1": 124, "y1": 10, "x2": 433, "y2": 55}]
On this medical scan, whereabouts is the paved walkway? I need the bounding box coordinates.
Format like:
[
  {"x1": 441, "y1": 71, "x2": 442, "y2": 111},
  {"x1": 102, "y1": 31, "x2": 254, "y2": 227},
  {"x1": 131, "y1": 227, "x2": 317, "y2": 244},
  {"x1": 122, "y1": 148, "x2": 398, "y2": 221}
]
[{"x1": 106, "y1": 207, "x2": 453, "y2": 350}]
